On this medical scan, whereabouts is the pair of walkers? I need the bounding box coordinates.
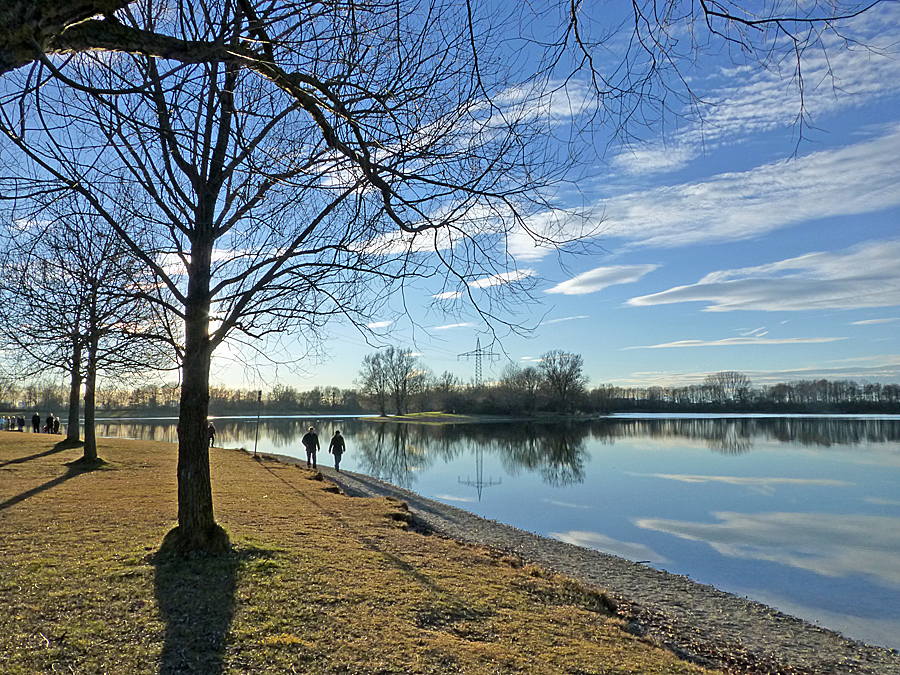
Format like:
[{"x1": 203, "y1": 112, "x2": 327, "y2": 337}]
[{"x1": 301, "y1": 426, "x2": 346, "y2": 471}]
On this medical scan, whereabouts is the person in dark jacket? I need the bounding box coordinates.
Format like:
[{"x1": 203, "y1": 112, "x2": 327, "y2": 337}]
[
  {"x1": 328, "y1": 430, "x2": 346, "y2": 471},
  {"x1": 31, "y1": 412, "x2": 40, "y2": 433},
  {"x1": 301, "y1": 426, "x2": 320, "y2": 468}
]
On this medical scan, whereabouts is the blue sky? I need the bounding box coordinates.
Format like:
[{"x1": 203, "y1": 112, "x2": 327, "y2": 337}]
[{"x1": 214, "y1": 2, "x2": 900, "y2": 392}]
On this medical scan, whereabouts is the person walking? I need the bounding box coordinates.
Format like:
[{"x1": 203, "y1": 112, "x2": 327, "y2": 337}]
[
  {"x1": 207, "y1": 421, "x2": 216, "y2": 447},
  {"x1": 301, "y1": 426, "x2": 320, "y2": 468},
  {"x1": 328, "y1": 430, "x2": 346, "y2": 472}
]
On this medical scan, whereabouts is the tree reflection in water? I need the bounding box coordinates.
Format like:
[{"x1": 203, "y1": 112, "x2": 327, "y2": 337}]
[{"x1": 95, "y1": 415, "x2": 900, "y2": 484}]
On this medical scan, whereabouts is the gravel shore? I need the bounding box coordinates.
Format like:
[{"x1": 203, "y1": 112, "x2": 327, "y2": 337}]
[{"x1": 284, "y1": 460, "x2": 900, "y2": 675}]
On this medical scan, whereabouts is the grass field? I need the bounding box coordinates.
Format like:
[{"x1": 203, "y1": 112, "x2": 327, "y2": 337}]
[{"x1": 0, "y1": 433, "x2": 721, "y2": 674}]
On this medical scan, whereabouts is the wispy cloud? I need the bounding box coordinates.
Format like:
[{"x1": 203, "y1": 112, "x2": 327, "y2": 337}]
[
  {"x1": 541, "y1": 498, "x2": 592, "y2": 510},
  {"x1": 366, "y1": 320, "x2": 393, "y2": 329},
  {"x1": 624, "y1": 337, "x2": 845, "y2": 350},
  {"x1": 543, "y1": 315, "x2": 590, "y2": 324},
  {"x1": 853, "y1": 318, "x2": 899, "y2": 325},
  {"x1": 602, "y1": 128, "x2": 900, "y2": 249},
  {"x1": 865, "y1": 497, "x2": 900, "y2": 507},
  {"x1": 612, "y1": 142, "x2": 697, "y2": 176},
  {"x1": 546, "y1": 264, "x2": 659, "y2": 295},
  {"x1": 628, "y1": 240, "x2": 900, "y2": 312},
  {"x1": 469, "y1": 269, "x2": 535, "y2": 288},
  {"x1": 433, "y1": 322, "x2": 476, "y2": 330},
  {"x1": 612, "y1": 4, "x2": 900, "y2": 176},
  {"x1": 434, "y1": 494, "x2": 476, "y2": 503},
  {"x1": 433, "y1": 291, "x2": 462, "y2": 300}
]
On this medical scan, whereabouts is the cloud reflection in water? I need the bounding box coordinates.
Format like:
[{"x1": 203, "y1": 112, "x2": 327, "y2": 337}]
[{"x1": 636, "y1": 512, "x2": 900, "y2": 588}]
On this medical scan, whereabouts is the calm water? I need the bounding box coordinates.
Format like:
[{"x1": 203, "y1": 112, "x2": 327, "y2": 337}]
[{"x1": 96, "y1": 414, "x2": 900, "y2": 650}]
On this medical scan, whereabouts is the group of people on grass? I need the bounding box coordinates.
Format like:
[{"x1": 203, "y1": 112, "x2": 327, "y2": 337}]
[
  {"x1": 301, "y1": 426, "x2": 346, "y2": 471},
  {"x1": 1, "y1": 413, "x2": 60, "y2": 433}
]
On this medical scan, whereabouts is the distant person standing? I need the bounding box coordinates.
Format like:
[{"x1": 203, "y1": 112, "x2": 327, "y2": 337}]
[
  {"x1": 207, "y1": 422, "x2": 216, "y2": 447},
  {"x1": 52, "y1": 416, "x2": 60, "y2": 434},
  {"x1": 328, "y1": 430, "x2": 346, "y2": 472},
  {"x1": 31, "y1": 412, "x2": 40, "y2": 433},
  {"x1": 301, "y1": 426, "x2": 320, "y2": 469},
  {"x1": 45, "y1": 414, "x2": 53, "y2": 433}
]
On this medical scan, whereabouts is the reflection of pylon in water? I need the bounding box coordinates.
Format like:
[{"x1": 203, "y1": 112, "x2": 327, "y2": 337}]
[
  {"x1": 458, "y1": 444, "x2": 501, "y2": 501},
  {"x1": 458, "y1": 337, "x2": 500, "y2": 386}
]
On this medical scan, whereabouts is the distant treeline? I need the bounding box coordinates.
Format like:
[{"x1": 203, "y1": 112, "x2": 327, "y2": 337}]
[
  {"x1": 6, "y1": 373, "x2": 900, "y2": 417},
  {"x1": 591, "y1": 378, "x2": 900, "y2": 414}
]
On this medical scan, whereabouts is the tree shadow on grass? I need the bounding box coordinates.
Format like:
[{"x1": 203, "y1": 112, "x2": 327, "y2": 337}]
[
  {"x1": 0, "y1": 438, "x2": 81, "y2": 469},
  {"x1": 152, "y1": 545, "x2": 276, "y2": 675},
  {"x1": 0, "y1": 454, "x2": 105, "y2": 512}
]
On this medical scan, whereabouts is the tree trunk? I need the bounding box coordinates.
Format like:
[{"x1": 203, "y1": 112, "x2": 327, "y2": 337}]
[
  {"x1": 66, "y1": 334, "x2": 82, "y2": 443},
  {"x1": 166, "y1": 236, "x2": 229, "y2": 554},
  {"x1": 82, "y1": 333, "x2": 98, "y2": 462}
]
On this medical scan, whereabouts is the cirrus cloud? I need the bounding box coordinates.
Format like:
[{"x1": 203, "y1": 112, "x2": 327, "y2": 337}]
[
  {"x1": 546, "y1": 264, "x2": 659, "y2": 295},
  {"x1": 624, "y1": 337, "x2": 845, "y2": 350},
  {"x1": 602, "y1": 126, "x2": 900, "y2": 249},
  {"x1": 628, "y1": 240, "x2": 900, "y2": 312},
  {"x1": 469, "y1": 269, "x2": 535, "y2": 289}
]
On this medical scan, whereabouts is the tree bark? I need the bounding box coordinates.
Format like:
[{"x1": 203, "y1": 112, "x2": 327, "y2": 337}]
[
  {"x1": 0, "y1": 0, "x2": 130, "y2": 75},
  {"x1": 82, "y1": 332, "x2": 98, "y2": 462},
  {"x1": 66, "y1": 333, "x2": 81, "y2": 443}
]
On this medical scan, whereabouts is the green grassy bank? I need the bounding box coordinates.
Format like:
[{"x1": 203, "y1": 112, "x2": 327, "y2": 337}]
[{"x1": 0, "y1": 434, "x2": 720, "y2": 674}]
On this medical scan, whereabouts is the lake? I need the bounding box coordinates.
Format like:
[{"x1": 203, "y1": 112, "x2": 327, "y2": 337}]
[{"x1": 95, "y1": 413, "x2": 900, "y2": 650}]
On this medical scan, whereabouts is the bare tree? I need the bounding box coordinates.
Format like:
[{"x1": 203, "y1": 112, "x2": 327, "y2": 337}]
[
  {"x1": 704, "y1": 371, "x2": 753, "y2": 404},
  {"x1": 539, "y1": 350, "x2": 588, "y2": 413},
  {"x1": 500, "y1": 363, "x2": 544, "y2": 415},
  {"x1": 358, "y1": 347, "x2": 427, "y2": 415},
  {"x1": 384, "y1": 348, "x2": 428, "y2": 416},
  {"x1": 357, "y1": 352, "x2": 390, "y2": 417},
  {"x1": 0, "y1": 198, "x2": 174, "y2": 460}
]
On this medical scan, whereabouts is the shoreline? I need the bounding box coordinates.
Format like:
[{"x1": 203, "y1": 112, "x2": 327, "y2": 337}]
[{"x1": 267, "y1": 452, "x2": 900, "y2": 675}]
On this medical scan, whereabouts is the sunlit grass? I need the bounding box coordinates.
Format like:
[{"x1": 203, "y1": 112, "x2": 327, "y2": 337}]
[{"x1": 0, "y1": 434, "x2": 721, "y2": 674}]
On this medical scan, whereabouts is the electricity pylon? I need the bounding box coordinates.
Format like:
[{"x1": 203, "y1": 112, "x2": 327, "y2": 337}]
[{"x1": 457, "y1": 336, "x2": 500, "y2": 386}]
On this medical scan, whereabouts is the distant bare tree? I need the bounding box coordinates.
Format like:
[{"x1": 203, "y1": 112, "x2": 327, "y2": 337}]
[
  {"x1": 539, "y1": 350, "x2": 588, "y2": 413},
  {"x1": 703, "y1": 371, "x2": 753, "y2": 404},
  {"x1": 357, "y1": 352, "x2": 391, "y2": 417},
  {"x1": 499, "y1": 363, "x2": 544, "y2": 414}
]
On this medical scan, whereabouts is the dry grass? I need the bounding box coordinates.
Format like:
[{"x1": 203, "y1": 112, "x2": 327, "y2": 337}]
[{"x1": 0, "y1": 434, "x2": 723, "y2": 675}]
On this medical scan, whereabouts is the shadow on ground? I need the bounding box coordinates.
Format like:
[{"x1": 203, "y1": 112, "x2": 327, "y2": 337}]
[
  {"x1": 0, "y1": 437, "x2": 80, "y2": 469},
  {"x1": 153, "y1": 546, "x2": 275, "y2": 675},
  {"x1": 0, "y1": 448, "x2": 101, "y2": 512}
]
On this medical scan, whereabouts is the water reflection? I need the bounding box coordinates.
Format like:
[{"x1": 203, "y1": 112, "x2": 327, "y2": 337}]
[
  {"x1": 96, "y1": 415, "x2": 900, "y2": 483},
  {"x1": 591, "y1": 416, "x2": 900, "y2": 452},
  {"x1": 635, "y1": 511, "x2": 900, "y2": 589}
]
